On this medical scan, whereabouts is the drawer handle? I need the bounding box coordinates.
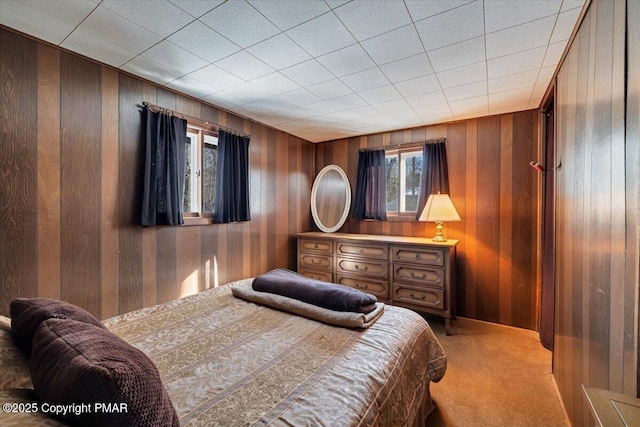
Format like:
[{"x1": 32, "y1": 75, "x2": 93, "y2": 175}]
[
  {"x1": 409, "y1": 292, "x2": 426, "y2": 300},
  {"x1": 314, "y1": 243, "x2": 319, "y2": 249},
  {"x1": 355, "y1": 264, "x2": 368, "y2": 271},
  {"x1": 415, "y1": 253, "x2": 421, "y2": 260},
  {"x1": 311, "y1": 259, "x2": 322, "y2": 265},
  {"x1": 359, "y1": 249, "x2": 365, "y2": 254},
  {"x1": 410, "y1": 271, "x2": 427, "y2": 279},
  {"x1": 355, "y1": 283, "x2": 369, "y2": 290}
]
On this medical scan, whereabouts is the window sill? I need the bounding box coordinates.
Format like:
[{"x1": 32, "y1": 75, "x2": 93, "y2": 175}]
[{"x1": 182, "y1": 217, "x2": 212, "y2": 226}]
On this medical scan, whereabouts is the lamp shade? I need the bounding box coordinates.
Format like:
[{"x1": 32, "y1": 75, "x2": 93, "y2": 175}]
[{"x1": 418, "y1": 193, "x2": 461, "y2": 222}]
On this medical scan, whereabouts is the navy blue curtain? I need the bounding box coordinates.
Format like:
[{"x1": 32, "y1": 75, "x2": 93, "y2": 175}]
[
  {"x1": 352, "y1": 149, "x2": 387, "y2": 220},
  {"x1": 141, "y1": 107, "x2": 187, "y2": 226},
  {"x1": 213, "y1": 130, "x2": 251, "y2": 223},
  {"x1": 415, "y1": 140, "x2": 450, "y2": 220}
]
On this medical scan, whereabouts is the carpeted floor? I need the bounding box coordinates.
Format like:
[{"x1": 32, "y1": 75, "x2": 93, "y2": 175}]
[{"x1": 424, "y1": 316, "x2": 569, "y2": 427}]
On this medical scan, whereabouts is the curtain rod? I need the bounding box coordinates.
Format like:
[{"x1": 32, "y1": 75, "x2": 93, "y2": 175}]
[
  {"x1": 141, "y1": 102, "x2": 251, "y2": 138},
  {"x1": 359, "y1": 137, "x2": 446, "y2": 152}
]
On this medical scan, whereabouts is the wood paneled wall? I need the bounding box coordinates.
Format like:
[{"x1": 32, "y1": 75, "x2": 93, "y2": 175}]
[
  {"x1": 553, "y1": 0, "x2": 639, "y2": 425},
  {"x1": 315, "y1": 111, "x2": 540, "y2": 330},
  {"x1": 0, "y1": 27, "x2": 313, "y2": 319}
]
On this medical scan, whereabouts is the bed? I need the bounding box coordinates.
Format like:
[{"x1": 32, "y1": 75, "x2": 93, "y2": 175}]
[{"x1": 1, "y1": 278, "x2": 447, "y2": 426}]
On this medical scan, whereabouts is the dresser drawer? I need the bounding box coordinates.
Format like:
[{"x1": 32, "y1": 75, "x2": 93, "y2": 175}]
[
  {"x1": 299, "y1": 239, "x2": 333, "y2": 255},
  {"x1": 392, "y1": 284, "x2": 444, "y2": 309},
  {"x1": 299, "y1": 269, "x2": 333, "y2": 283},
  {"x1": 336, "y1": 242, "x2": 388, "y2": 260},
  {"x1": 336, "y1": 274, "x2": 388, "y2": 299},
  {"x1": 299, "y1": 253, "x2": 333, "y2": 270},
  {"x1": 337, "y1": 257, "x2": 388, "y2": 279},
  {"x1": 393, "y1": 263, "x2": 444, "y2": 287},
  {"x1": 392, "y1": 246, "x2": 444, "y2": 267}
]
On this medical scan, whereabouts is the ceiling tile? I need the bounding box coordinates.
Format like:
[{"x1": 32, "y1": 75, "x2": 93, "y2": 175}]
[
  {"x1": 340, "y1": 68, "x2": 390, "y2": 92},
  {"x1": 223, "y1": 82, "x2": 270, "y2": 104},
  {"x1": 489, "y1": 101, "x2": 530, "y2": 115},
  {"x1": 168, "y1": 21, "x2": 240, "y2": 62},
  {"x1": 450, "y1": 95, "x2": 488, "y2": 118},
  {"x1": 342, "y1": 105, "x2": 379, "y2": 119},
  {"x1": 383, "y1": 110, "x2": 420, "y2": 126},
  {"x1": 332, "y1": 0, "x2": 412, "y2": 41},
  {"x1": 247, "y1": 0, "x2": 329, "y2": 31},
  {"x1": 393, "y1": 74, "x2": 441, "y2": 97},
  {"x1": 299, "y1": 101, "x2": 339, "y2": 117},
  {"x1": 415, "y1": 1, "x2": 484, "y2": 51},
  {"x1": 488, "y1": 69, "x2": 539, "y2": 94},
  {"x1": 484, "y1": 0, "x2": 561, "y2": 33},
  {"x1": 247, "y1": 33, "x2": 312, "y2": 69},
  {"x1": 413, "y1": 103, "x2": 453, "y2": 119},
  {"x1": 486, "y1": 16, "x2": 556, "y2": 59},
  {"x1": 380, "y1": 53, "x2": 434, "y2": 83},
  {"x1": 100, "y1": 0, "x2": 193, "y2": 38},
  {"x1": 444, "y1": 81, "x2": 487, "y2": 102},
  {"x1": 405, "y1": 90, "x2": 448, "y2": 108},
  {"x1": 285, "y1": 12, "x2": 356, "y2": 57},
  {"x1": 168, "y1": 0, "x2": 225, "y2": 17},
  {"x1": 280, "y1": 60, "x2": 334, "y2": 86},
  {"x1": 489, "y1": 87, "x2": 533, "y2": 105},
  {"x1": 166, "y1": 75, "x2": 218, "y2": 98},
  {"x1": 121, "y1": 56, "x2": 184, "y2": 85},
  {"x1": 62, "y1": 29, "x2": 138, "y2": 68},
  {"x1": 249, "y1": 72, "x2": 300, "y2": 96},
  {"x1": 358, "y1": 85, "x2": 402, "y2": 104},
  {"x1": 550, "y1": 8, "x2": 582, "y2": 43},
  {"x1": 529, "y1": 83, "x2": 548, "y2": 107},
  {"x1": 542, "y1": 41, "x2": 567, "y2": 68},
  {"x1": 199, "y1": 0, "x2": 279, "y2": 48},
  {"x1": 427, "y1": 36, "x2": 486, "y2": 72},
  {"x1": 438, "y1": 61, "x2": 487, "y2": 89},
  {"x1": 361, "y1": 25, "x2": 424, "y2": 65},
  {"x1": 325, "y1": 93, "x2": 368, "y2": 110},
  {"x1": 306, "y1": 79, "x2": 353, "y2": 100},
  {"x1": 215, "y1": 51, "x2": 274, "y2": 81},
  {"x1": 188, "y1": 64, "x2": 244, "y2": 90},
  {"x1": 536, "y1": 65, "x2": 556, "y2": 86},
  {"x1": 317, "y1": 44, "x2": 375, "y2": 77},
  {"x1": 372, "y1": 98, "x2": 412, "y2": 114},
  {"x1": 487, "y1": 46, "x2": 546, "y2": 78},
  {"x1": 204, "y1": 91, "x2": 244, "y2": 109},
  {"x1": 561, "y1": 0, "x2": 586, "y2": 12},
  {"x1": 71, "y1": 5, "x2": 162, "y2": 54},
  {"x1": 0, "y1": 0, "x2": 96, "y2": 45},
  {"x1": 269, "y1": 88, "x2": 321, "y2": 107},
  {"x1": 405, "y1": 0, "x2": 474, "y2": 22},
  {"x1": 141, "y1": 40, "x2": 209, "y2": 75}
]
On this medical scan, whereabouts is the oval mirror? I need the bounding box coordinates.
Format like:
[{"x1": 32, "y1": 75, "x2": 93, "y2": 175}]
[{"x1": 311, "y1": 165, "x2": 351, "y2": 233}]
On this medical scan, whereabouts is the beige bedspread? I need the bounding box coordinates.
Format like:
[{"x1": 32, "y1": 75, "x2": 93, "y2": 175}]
[{"x1": 103, "y1": 279, "x2": 447, "y2": 426}]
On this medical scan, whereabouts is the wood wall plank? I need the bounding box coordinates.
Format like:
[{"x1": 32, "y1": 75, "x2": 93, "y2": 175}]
[
  {"x1": 101, "y1": 67, "x2": 119, "y2": 318},
  {"x1": 554, "y1": 0, "x2": 638, "y2": 424},
  {"x1": 60, "y1": 53, "x2": 102, "y2": 317},
  {"x1": 37, "y1": 44, "x2": 61, "y2": 301},
  {"x1": 118, "y1": 74, "x2": 144, "y2": 313},
  {"x1": 0, "y1": 30, "x2": 38, "y2": 314}
]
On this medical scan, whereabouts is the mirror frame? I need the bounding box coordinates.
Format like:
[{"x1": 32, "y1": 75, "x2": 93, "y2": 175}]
[{"x1": 311, "y1": 165, "x2": 351, "y2": 233}]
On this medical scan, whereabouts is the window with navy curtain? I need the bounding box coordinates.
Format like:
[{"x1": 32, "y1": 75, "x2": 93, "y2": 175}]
[
  {"x1": 415, "y1": 139, "x2": 450, "y2": 220},
  {"x1": 213, "y1": 129, "x2": 251, "y2": 223},
  {"x1": 141, "y1": 107, "x2": 187, "y2": 226},
  {"x1": 352, "y1": 149, "x2": 387, "y2": 220}
]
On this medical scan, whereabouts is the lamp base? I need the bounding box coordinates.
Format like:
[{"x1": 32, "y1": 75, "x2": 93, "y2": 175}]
[{"x1": 432, "y1": 221, "x2": 447, "y2": 242}]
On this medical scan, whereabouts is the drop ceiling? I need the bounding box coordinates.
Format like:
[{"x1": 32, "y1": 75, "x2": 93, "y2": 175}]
[{"x1": 0, "y1": 0, "x2": 585, "y2": 142}]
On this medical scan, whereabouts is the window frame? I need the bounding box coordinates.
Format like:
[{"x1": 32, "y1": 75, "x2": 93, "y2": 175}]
[
  {"x1": 183, "y1": 124, "x2": 218, "y2": 224},
  {"x1": 385, "y1": 147, "x2": 423, "y2": 219}
]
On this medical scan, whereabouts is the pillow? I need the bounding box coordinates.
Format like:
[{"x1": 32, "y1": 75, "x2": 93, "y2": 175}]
[
  {"x1": 10, "y1": 298, "x2": 106, "y2": 357},
  {"x1": 0, "y1": 327, "x2": 32, "y2": 389},
  {"x1": 30, "y1": 318, "x2": 179, "y2": 427},
  {"x1": 0, "y1": 314, "x2": 11, "y2": 331},
  {"x1": 0, "y1": 388, "x2": 67, "y2": 426}
]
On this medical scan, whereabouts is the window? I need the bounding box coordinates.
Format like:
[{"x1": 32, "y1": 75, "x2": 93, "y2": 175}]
[
  {"x1": 385, "y1": 148, "x2": 422, "y2": 215},
  {"x1": 184, "y1": 126, "x2": 218, "y2": 216}
]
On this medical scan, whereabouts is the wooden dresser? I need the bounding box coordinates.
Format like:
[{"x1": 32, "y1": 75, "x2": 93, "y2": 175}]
[{"x1": 297, "y1": 232, "x2": 458, "y2": 334}]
